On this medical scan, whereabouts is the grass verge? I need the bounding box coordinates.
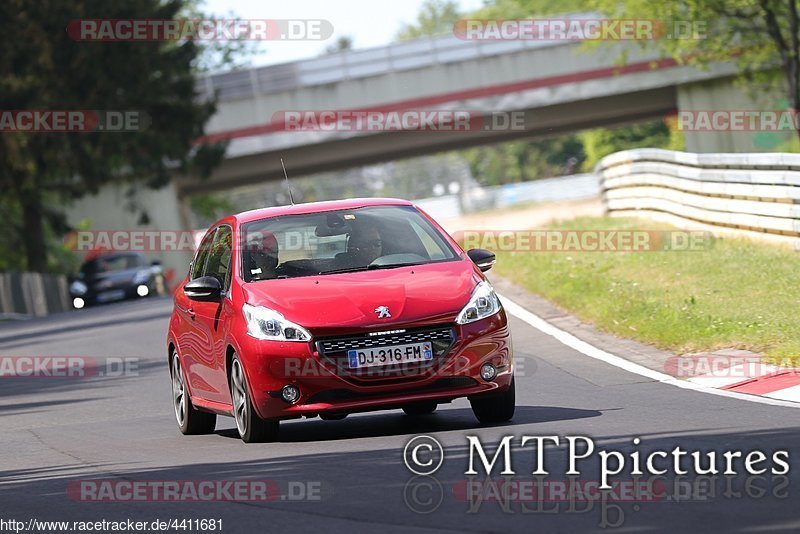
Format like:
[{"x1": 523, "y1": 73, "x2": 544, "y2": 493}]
[{"x1": 491, "y1": 216, "x2": 800, "y2": 364}]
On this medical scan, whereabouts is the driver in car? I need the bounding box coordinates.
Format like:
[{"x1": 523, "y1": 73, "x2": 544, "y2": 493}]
[
  {"x1": 246, "y1": 231, "x2": 280, "y2": 280},
  {"x1": 347, "y1": 224, "x2": 383, "y2": 266}
]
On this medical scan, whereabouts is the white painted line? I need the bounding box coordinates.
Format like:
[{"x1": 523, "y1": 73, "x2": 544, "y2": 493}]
[
  {"x1": 687, "y1": 374, "x2": 753, "y2": 389},
  {"x1": 764, "y1": 385, "x2": 800, "y2": 403},
  {"x1": 499, "y1": 293, "x2": 800, "y2": 409}
]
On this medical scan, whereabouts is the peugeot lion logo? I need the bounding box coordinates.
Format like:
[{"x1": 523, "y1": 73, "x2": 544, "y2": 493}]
[{"x1": 375, "y1": 305, "x2": 391, "y2": 319}]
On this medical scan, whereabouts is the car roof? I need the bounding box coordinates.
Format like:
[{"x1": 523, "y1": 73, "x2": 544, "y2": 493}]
[
  {"x1": 231, "y1": 197, "x2": 414, "y2": 225},
  {"x1": 84, "y1": 251, "x2": 144, "y2": 261}
]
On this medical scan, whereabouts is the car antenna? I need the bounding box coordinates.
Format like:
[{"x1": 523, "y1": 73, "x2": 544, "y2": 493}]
[{"x1": 281, "y1": 158, "x2": 295, "y2": 206}]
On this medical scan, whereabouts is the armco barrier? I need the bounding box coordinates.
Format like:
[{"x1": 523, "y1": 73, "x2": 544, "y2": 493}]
[
  {"x1": 597, "y1": 148, "x2": 800, "y2": 244},
  {"x1": 0, "y1": 272, "x2": 70, "y2": 318}
]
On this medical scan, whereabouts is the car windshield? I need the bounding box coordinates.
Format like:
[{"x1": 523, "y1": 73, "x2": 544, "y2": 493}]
[
  {"x1": 80, "y1": 254, "x2": 143, "y2": 276},
  {"x1": 241, "y1": 205, "x2": 458, "y2": 282}
]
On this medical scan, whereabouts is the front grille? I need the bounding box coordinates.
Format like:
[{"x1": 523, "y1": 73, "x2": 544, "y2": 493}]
[
  {"x1": 306, "y1": 377, "x2": 477, "y2": 404},
  {"x1": 315, "y1": 325, "x2": 457, "y2": 383}
]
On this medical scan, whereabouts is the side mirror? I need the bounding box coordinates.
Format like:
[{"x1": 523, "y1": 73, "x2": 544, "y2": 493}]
[
  {"x1": 467, "y1": 249, "x2": 496, "y2": 272},
  {"x1": 184, "y1": 276, "x2": 222, "y2": 301}
]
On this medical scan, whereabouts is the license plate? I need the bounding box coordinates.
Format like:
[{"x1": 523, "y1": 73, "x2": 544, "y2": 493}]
[
  {"x1": 97, "y1": 289, "x2": 125, "y2": 303},
  {"x1": 347, "y1": 341, "x2": 433, "y2": 369}
]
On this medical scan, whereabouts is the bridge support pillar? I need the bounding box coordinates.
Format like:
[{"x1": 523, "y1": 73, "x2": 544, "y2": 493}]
[{"x1": 677, "y1": 76, "x2": 795, "y2": 153}]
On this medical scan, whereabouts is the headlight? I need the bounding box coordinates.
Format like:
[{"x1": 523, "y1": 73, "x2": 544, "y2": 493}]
[
  {"x1": 243, "y1": 303, "x2": 311, "y2": 342},
  {"x1": 456, "y1": 281, "x2": 501, "y2": 325},
  {"x1": 70, "y1": 280, "x2": 88, "y2": 296},
  {"x1": 133, "y1": 269, "x2": 151, "y2": 285}
]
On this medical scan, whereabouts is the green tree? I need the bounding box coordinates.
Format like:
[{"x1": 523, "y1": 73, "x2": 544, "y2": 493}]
[
  {"x1": 589, "y1": 0, "x2": 800, "y2": 137},
  {"x1": 0, "y1": 0, "x2": 226, "y2": 272},
  {"x1": 580, "y1": 119, "x2": 684, "y2": 170},
  {"x1": 465, "y1": 135, "x2": 587, "y2": 185},
  {"x1": 181, "y1": 2, "x2": 259, "y2": 72},
  {"x1": 189, "y1": 193, "x2": 235, "y2": 227},
  {"x1": 325, "y1": 35, "x2": 354, "y2": 55},
  {"x1": 472, "y1": 0, "x2": 588, "y2": 18},
  {"x1": 396, "y1": 0, "x2": 463, "y2": 41}
]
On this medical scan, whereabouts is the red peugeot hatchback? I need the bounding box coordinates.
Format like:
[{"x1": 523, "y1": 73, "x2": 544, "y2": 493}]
[{"x1": 167, "y1": 198, "x2": 514, "y2": 442}]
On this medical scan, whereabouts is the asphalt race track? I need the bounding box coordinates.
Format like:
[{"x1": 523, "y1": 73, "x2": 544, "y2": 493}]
[{"x1": 2, "y1": 296, "x2": 799, "y2": 533}]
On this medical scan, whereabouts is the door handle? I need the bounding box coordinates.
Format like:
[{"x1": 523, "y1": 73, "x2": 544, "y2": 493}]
[{"x1": 188, "y1": 307, "x2": 196, "y2": 320}]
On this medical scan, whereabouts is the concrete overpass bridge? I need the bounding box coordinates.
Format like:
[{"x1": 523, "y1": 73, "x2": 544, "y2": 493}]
[
  {"x1": 67, "y1": 30, "x2": 772, "y2": 282},
  {"x1": 176, "y1": 31, "x2": 749, "y2": 195}
]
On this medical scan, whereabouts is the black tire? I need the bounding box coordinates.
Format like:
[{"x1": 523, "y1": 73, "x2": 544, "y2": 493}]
[
  {"x1": 171, "y1": 353, "x2": 216, "y2": 435},
  {"x1": 402, "y1": 402, "x2": 438, "y2": 416},
  {"x1": 230, "y1": 354, "x2": 279, "y2": 443},
  {"x1": 470, "y1": 377, "x2": 515, "y2": 424}
]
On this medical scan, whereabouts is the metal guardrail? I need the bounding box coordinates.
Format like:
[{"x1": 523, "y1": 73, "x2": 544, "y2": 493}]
[
  {"x1": 198, "y1": 22, "x2": 593, "y2": 102},
  {"x1": 0, "y1": 272, "x2": 70, "y2": 319},
  {"x1": 597, "y1": 148, "x2": 800, "y2": 238}
]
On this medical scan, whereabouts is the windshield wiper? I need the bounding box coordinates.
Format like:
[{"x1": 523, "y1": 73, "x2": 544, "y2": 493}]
[
  {"x1": 321, "y1": 266, "x2": 371, "y2": 275},
  {"x1": 367, "y1": 262, "x2": 425, "y2": 270},
  {"x1": 318, "y1": 262, "x2": 426, "y2": 275}
]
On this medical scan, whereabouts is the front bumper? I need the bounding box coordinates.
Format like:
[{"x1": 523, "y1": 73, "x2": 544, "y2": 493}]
[{"x1": 238, "y1": 311, "x2": 513, "y2": 420}]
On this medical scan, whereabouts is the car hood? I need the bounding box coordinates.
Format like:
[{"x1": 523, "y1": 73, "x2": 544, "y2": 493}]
[{"x1": 241, "y1": 260, "x2": 479, "y2": 331}]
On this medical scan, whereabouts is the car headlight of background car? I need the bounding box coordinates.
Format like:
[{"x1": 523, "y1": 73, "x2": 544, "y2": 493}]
[
  {"x1": 456, "y1": 280, "x2": 501, "y2": 324},
  {"x1": 243, "y1": 303, "x2": 312, "y2": 342}
]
